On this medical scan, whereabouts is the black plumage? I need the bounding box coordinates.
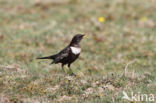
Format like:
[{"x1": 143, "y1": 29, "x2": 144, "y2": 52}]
[{"x1": 37, "y1": 34, "x2": 85, "y2": 75}]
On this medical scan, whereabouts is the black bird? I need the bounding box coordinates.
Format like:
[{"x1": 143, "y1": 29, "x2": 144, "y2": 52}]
[{"x1": 37, "y1": 34, "x2": 86, "y2": 75}]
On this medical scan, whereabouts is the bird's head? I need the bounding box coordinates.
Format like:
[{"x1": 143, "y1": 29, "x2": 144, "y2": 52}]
[{"x1": 70, "y1": 34, "x2": 86, "y2": 46}]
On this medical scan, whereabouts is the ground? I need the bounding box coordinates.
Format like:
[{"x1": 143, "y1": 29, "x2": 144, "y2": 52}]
[{"x1": 0, "y1": 0, "x2": 156, "y2": 103}]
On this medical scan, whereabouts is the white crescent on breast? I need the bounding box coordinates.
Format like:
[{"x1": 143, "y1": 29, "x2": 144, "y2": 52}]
[{"x1": 70, "y1": 47, "x2": 81, "y2": 55}]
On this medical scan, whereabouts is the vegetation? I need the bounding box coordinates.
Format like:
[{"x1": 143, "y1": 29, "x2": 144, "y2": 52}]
[{"x1": 0, "y1": 0, "x2": 155, "y2": 102}]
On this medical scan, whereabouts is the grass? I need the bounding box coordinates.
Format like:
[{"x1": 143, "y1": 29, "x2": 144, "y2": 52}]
[{"x1": 0, "y1": 0, "x2": 156, "y2": 102}]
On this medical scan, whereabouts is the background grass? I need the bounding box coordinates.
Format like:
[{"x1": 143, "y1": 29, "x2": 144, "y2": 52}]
[{"x1": 0, "y1": 0, "x2": 156, "y2": 103}]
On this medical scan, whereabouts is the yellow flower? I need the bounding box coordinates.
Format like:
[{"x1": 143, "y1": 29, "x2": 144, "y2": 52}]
[
  {"x1": 98, "y1": 17, "x2": 105, "y2": 23},
  {"x1": 140, "y1": 17, "x2": 148, "y2": 22}
]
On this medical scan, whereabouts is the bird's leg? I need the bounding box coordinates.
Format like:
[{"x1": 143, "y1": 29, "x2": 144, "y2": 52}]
[
  {"x1": 68, "y1": 64, "x2": 76, "y2": 76},
  {"x1": 61, "y1": 64, "x2": 65, "y2": 73}
]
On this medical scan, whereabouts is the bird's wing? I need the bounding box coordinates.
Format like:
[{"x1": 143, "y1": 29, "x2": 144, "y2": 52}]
[{"x1": 53, "y1": 46, "x2": 71, "y2": 63}]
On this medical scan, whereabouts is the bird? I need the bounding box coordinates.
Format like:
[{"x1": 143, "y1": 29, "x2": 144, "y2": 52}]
[{"x1": 37, "y1": 34, "x2": 86, "y2": 75}]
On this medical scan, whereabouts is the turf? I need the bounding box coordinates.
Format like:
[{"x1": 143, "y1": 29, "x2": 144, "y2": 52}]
[{"x1": 0, "y1": 0, "x2": 156, "y2": 103}]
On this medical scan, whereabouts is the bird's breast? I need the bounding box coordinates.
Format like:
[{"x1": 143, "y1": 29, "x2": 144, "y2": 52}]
[{"x1": 70, "y1": 46, "x2": 81, "y2": 55}]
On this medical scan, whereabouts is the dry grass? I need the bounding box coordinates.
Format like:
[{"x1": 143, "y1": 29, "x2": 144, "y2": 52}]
[{"x1": 0, "y1": 0, "x2": 156, "y2": 102}]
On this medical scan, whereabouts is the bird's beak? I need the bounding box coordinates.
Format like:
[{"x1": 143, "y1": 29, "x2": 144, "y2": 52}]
[{"x1": 83, "y1": 34, "x2": 88, "y2": 38}]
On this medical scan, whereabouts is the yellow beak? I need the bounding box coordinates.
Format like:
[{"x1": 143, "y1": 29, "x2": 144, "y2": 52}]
[{"x1": 83, "y1": 34, "x2": 88, "y2": 37}]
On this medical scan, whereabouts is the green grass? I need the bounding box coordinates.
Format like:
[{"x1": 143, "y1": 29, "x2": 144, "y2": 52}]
[{"x1": 0, "y1": 0, "x2": 156, "y2": 102}]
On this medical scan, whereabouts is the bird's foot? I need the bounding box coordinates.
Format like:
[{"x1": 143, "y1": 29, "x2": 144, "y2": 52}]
[{"x1": 70, "y1": 72, "x2": 76, "y2": 76}]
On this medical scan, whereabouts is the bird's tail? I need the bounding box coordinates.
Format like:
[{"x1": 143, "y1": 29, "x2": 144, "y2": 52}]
[{"x1": 37, "y1": 54, "x2": 57, "y2": 59}]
